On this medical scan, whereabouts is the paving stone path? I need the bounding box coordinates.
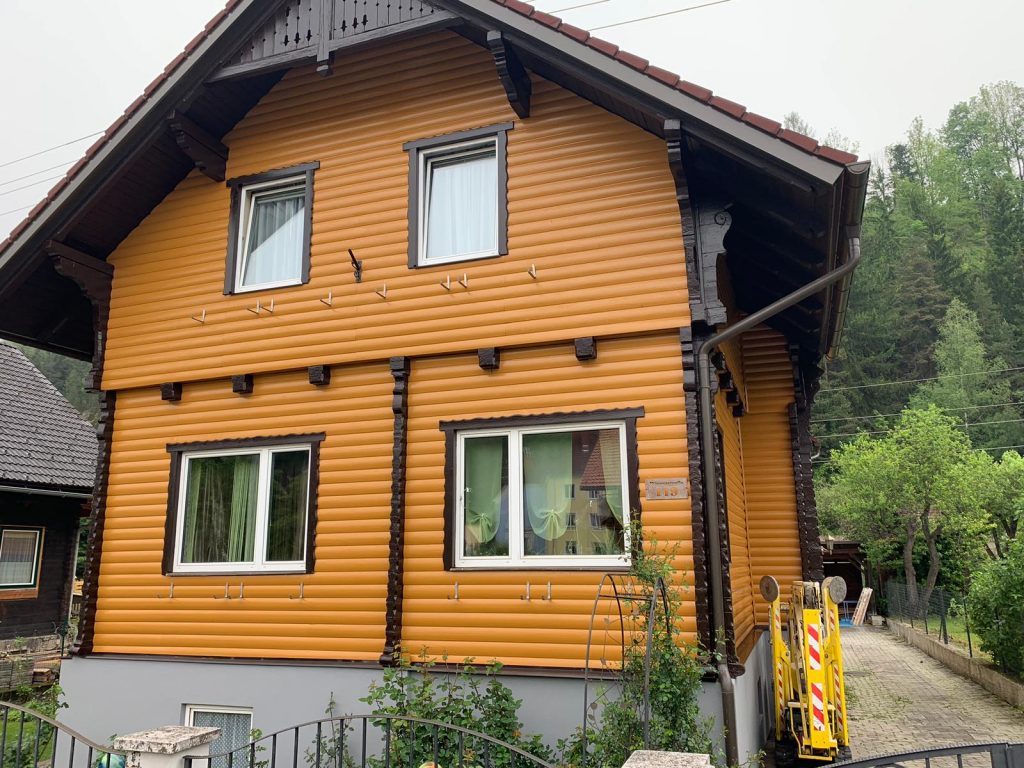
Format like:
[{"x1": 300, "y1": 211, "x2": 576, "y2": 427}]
[{"x1": 842, "y1": 626, "x2": 1024, "y2": 757}]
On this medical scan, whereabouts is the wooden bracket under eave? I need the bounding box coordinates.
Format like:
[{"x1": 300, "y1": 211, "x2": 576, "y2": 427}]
[
  {"x1": 487, "y1": 31, "x2": 531, "y2": 119},
  {"x1": 46, "y1": 241, "x2": 112, "y2": 392},
  {"x1": 168, "y1": 110, "x2": 228, "y2": 182}
]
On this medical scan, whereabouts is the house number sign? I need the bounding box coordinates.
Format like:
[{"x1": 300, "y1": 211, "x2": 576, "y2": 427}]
[{"x1": 645, "y1": 478, "x2": 689, "y2": 500}]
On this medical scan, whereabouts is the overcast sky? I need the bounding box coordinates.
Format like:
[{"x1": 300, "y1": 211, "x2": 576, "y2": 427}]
[{"x1": 2, "y1": 0, "x2": 1022, "y2": 239}]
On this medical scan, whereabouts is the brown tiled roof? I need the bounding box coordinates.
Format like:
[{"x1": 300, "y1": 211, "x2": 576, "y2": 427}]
[
  {"x1": 0, "y1": 343, "x2": 97, "y2": 490},
  {"x1": 0, "y1": 0, "x2": 858, "y2": 258}
]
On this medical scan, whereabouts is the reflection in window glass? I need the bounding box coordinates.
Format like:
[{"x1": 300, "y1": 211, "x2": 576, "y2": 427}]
[{"x1": 462, "y1": 435, "x2": 509, "y2": 557}]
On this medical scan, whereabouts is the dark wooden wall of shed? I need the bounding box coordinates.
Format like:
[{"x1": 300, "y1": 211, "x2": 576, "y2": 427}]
[{"x1": 0, "y1": 492, "x2": 81, "y2": 639}]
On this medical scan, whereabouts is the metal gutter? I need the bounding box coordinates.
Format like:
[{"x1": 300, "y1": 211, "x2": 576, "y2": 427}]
[
  {"x1": 0, "y1": 483, "x2": 92, "y2": 500},
  {"x1": 697, "y1": 231, "x2": 863, "y2": 765}
]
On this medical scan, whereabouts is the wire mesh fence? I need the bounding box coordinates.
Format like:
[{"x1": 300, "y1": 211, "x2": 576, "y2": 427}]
[{"x1": 886, "y1": 581, "x2": 977, "y2": 658}]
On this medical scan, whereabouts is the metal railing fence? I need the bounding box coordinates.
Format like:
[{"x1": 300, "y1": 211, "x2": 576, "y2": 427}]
[{"x1": 886, "y1": 581, "x2": 976, "y2": 658}]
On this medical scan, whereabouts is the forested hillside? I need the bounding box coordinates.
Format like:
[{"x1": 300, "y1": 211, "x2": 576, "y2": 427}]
[
  {"x1": 13, "y1": 344, "x2": 99, "y2": 424},
  {"x1": 813, "y1": 81, "x2": 1024, "y2": 463}
]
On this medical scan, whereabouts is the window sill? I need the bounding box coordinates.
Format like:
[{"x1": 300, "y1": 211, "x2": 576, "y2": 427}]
[
  {"x1": 166, "y1": 567, "x2": 310, "y2": 577},
  {"x1": 229, "y1": 278, "x2": 305, "y2": 295},
  {"x1": 450, "y1": 563, "x2": 631, "y2": 573},
  {"x1": 0, "y1": 588, "x2": 40, "y2": 601},
  {"x1": 413, "y1": 250, "x2": 505, "y2": 269}
]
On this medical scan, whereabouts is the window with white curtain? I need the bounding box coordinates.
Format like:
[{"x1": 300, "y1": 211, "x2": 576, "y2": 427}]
[
  {"x1": 0, "y1": 529, "x2": 42, "y2": 588},
  {"x1": 404, "y1": 124, "x2": 511, "y2": 268},
  {"x1": 225, "y1": 162, "x2": 318, "y2": 294},
  {"x1": 452, "y1": 420, "x2": 631, "y2": 568},
  {"x1": 186, "y1": 706, "x2": 253, "y2": 768}
]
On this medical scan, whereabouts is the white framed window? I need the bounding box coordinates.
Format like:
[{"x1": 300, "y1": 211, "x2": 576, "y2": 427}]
[
  {"x1": 186, "y1": 705, "x2": 253, "y2": 768},
  {"x1": 404, "y1": 124, "x2": 511, "y2": 268},
  {"x1": 452, "y1": 419, "x2": 633, "y2": 569},
  {"x1": 225, "y1": 162, "x2": 318, "y2": 294},
  {"x1": 167, "y1": 435, "x2": 323, "y2": 575},
  {"x1": 0, "y1": 528, "x2": 43, "y2": 588}
]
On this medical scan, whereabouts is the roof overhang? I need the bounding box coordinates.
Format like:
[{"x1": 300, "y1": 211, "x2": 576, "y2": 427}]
[{"x1": 0, "y1": 0, "x2": 868, "y2": 363}]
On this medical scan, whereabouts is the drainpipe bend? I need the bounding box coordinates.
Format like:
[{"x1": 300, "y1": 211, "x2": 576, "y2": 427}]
[{"x1": 696, "y1": 231, "x2": 862, "y2": 766}]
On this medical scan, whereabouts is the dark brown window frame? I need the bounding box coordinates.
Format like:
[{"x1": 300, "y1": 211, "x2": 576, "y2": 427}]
[
  {"x1": 404, "y1": 123, "x2": 513, "y2": 269},
  {"x1": 0, "y1": 526, "x2": 45, "y2": 598},
  {"x1": 438, "y1": 408, "x2": 644, "y2": 571},
  {"x1": 162, "y1": 433, "x2": 325, "y2": 576},
  {"x1": 223, "y1": 161, "x2": 320, "y2": 295}
]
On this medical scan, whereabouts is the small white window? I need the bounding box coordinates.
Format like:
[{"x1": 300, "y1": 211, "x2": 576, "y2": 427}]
[
  {"x1": 236, "y1": 177, "x2": 306, "y2": 291},
  {"x1": 0, "y1": 529, "x2": 42, "y2": 588},
  {"x1": 455, "y1": 421, "x2": 631, "y2": 568},
  {"x1": 172, "y1": 444, "x2": 313, "y2": 574},
  {"x1": 186, "y1": 706, "x2": 253, "y2": 768},
  {"x1": 404, "y1": 124, "x2": 511, "y2": 268}
]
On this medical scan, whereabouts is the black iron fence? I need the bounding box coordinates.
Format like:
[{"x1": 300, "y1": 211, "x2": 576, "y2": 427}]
[
  {"x1": 886, "y1": 581, "x2": 978, "y2": 658},
  {"x1": 183, "y1": 715, "x2": 556, "y2": 768},
  {"x1": 0, "y1": 700, "x2": 127, "y2": 768}
]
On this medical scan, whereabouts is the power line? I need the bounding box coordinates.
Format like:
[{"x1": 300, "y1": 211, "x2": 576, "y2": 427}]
[
  {"x1": 551, "y1": 0, "x2": 611, "y2": 12},
  {"x1": 0, "y1": 174, "x2": 64, "y2": 199},
  {"x1": 810, "y1": 400, "x2": 1024, "y2": 425},
  {"x1": 0, "y1": 203, "x2": 34, "y2": 218},
  {"x1": 812, "y1": 443, "x2": 1024, "y2": 464},
  {"x1": 590, "y1": 0, "x2": 733, "y2": 30},
  {"x1": 817, "y1": 416, "x2": 1024, "y2": 440},
  {"x1": 0, "y1": 132, "x2": 102, "y2": 171},
  {"x1": 0, "y1": 161, "x2": 73, "y2": 189},
  {"x1": 819, "y1": 366, "x2": 1024, "y2": 394}
]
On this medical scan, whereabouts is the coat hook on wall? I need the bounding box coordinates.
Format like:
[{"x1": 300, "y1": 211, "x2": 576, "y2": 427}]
[
  {"x1": 448, "y1": 582, "x2": 460, "y2": 601},
  {"x1": 289, "y1": 582, "x2": 305, "y2": 600},
  {"x1": 191, "y1": 309, "x2": 206, "y2": 324},
  {"x1": 349, "y1": 249, "x2": 363, "y2": 283},
  {"x1": 158, "y1": 580, "x2": 175, "y2": 599},
  {"x1": 376, "y1": 284, "x2": 388, "y2": 300},
  {"x1": 458, "y1": 273, "x2": 469, "y2": 289},
  {"x1": 441, "y1": 275, "x2": 451, "y2": 291},
  {"x1": 521, "y1": 581, "x2": 532, "y2": 602},
  {"x1": 320, "y1": 291, "x2": 333, "y2": 307},
  {"x1": 528, "y1": 264, "x2": 537, "y2": 279}
]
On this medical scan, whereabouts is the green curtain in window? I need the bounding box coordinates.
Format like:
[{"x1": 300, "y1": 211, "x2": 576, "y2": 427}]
[
  {"x1": 523, "y1": 432, "x2": 573, "y2": 541},
  {"x1": 228, "y1": 458, "x2": 258, "y2": 562},
  {"x1": 182, "y1": 459, "x2": 204, "y2": 562},
  {"x1": 464, "y1": 437, "x2": 505, "y2": 545},
  {"x1": 599, "y1": 430, "x2": 625, "y2": 524},
  {"x1": 267, "y1": 451, "x2": 309, "y2": 562}
]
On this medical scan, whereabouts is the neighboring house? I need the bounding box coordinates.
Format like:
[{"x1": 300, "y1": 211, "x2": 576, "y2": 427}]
[
  {"x1": 0, "y1": 0, "x2": 868, "y2": 762},
  {"x1": 0, "y1": 343, "x2": 95, "y2": 641}
]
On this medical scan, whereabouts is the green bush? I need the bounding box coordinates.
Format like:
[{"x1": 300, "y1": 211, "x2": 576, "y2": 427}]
[{"x1": 969, "y1": 541, "x2": 1024, "y2": 676}]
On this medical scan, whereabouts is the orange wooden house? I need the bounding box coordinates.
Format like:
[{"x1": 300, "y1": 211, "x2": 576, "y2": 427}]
[{"x1": 0, "y1": 0, "x2": 867, "y2": 762}]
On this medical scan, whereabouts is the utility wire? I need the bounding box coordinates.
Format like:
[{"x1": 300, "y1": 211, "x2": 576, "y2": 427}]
[
  {"x1": 590, "y1": 0, "x2": 733, "y2": 30},
  {"x1": 812, "y1": 443, "x2": 1024, "y2": 464},
  {"x1": 817, "y1": 416, "x2": 1024, "y2": 440},
  {"x1": 819, "y1": 366, "x2": 1024, "y2": 394},
  {"x1": 551, "y1": 0, "x2": 611, "y2": 13},
  {"x1": 0, "y1": 175, "x2": 65, "y2": 199},
  {"x1": 0, "y1": 161, "x2": 74, "y2": 189},
  {"x1": 0, "y1": 204, "x2": 36, "y2": 218},
  {"x1": 810, "y1": 400, "x2": 1024, "y2": 425},
  {"x1": 0, "y1": 131, "x2": 101, "y2": 171}
]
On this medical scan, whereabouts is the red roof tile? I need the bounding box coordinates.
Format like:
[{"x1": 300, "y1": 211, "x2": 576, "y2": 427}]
[{"x1": 1, "y1": 0, "x2": 857, "y2": 261}]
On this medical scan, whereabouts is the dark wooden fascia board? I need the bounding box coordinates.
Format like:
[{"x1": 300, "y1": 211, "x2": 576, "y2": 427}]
[
  {"x1": 380, "y1": 356, "x2": 411, "y2": 666},
  {"x1": 486, "y1": 31, "x2": 531, "y2": 119},
  {"x1": 168, "y1": 110, "x2": 229, "y2": 182},
  {"x1": 166, "y1": 433, "x2": 326, "y2": 454}
]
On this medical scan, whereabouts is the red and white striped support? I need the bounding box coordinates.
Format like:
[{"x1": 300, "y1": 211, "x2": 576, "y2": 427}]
[
  {"x1": 811, "y1": 682, "x2": 826, "y2": 732},
  {"x1": 833, "y1": 664, "x2": 844, "y2": 732},
  {"x1": 807, "y1": 622, "x2": 822, "y2": 670}
]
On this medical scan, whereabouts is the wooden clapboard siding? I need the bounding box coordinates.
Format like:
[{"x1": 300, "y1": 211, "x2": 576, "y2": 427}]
[
  {"x1": 740, "y1": 327, "x2": 801, "y2": 626},
  {"x1": 92, "y1": 365, "x2": 393, "y2": 658},
  {"x1": 100, "y1": 31, "x2": 687, "y2": 390},
  {"x1": 715, "y1": 337, "x2": 756, "y2": 659},
  {"x1": 403, "y1": 334, "x2": 694, "y2": 668}
]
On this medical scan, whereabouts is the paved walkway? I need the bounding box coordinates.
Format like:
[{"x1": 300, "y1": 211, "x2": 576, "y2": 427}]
[{"x1": 842, "y1": 626, "x2": 1024, "y2": 755}]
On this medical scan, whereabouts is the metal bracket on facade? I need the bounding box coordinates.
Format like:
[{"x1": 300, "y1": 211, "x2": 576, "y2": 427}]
[
  {"x1": 320, "y1": 291, "x2": 333, "y2": 307},
  {"x1": 528, "y1": 264, "x2": 537, "y2": 279},
  {"x1": 376, "y1": 284, "x2": 388, "y2": 300},
  {"x1": 289, "y1": 582, "x2": 305, "y2": 600},
  {"x1": 448, "y1": 582, "x2": 460, "y2": 601},
  {"x1": 458, "y1": 273, "x2": 469, "y2": 289},
  {"x1": 213, "y1": 582, "x2": 233, "y2": 600},
  {"x1": 248, "y1": 299, "x2": 274, "y2": 315},
  {"x1": 157, "y1": 580, "x2": 175, "y2": 600},
  {"x1": 191, "y1": 309, "x2": 206, "y2": 324},
  {"x1": 521, "y1": 581, "x2": 532, "y2": 601},
  {"x1": 349, "y1": 249, "x2": 363, "y2": 283}
]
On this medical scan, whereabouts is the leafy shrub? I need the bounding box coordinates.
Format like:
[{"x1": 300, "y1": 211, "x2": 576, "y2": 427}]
[{"x1": 969, "y1": 540, "x2": 1024, "y2": 676}]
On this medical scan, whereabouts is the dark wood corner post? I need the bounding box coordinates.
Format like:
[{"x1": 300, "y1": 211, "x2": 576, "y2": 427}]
[
  {"x1": 789, "y1": 348, "x2": 825, "y2": 582},
  {"x1": 487, "y1": 31, "x2": 531, "y2": 119},
  {"x1": 46, "y1": 240, "x2": 114, "y2": 656},
  {"x1": 380, "y1": 356, "x2": 411, "y2": 666},
  {"x1": 667, "y1": 121, "x2": 738, "y2": 663}
]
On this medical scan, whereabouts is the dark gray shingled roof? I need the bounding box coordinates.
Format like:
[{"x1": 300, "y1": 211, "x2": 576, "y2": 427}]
[{"x1": 0, "y1": 343, "x2": 97, "y2": 490}]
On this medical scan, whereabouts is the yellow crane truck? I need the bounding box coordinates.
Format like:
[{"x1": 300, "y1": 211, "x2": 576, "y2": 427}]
[{"x1": 760, "y1": 575, "x2": 852, "y2": 766}]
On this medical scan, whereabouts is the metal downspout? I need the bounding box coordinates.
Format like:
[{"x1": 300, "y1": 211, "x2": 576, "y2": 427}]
[{"x1": 697, "y1": 231, "x2": 862, "y2": 766}]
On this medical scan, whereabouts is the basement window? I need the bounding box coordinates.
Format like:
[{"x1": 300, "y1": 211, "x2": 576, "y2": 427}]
[
  {"x1": 165, "y1": 435, "x2": 324, "y2": 575},
  {"x1": 225, "y1": 162, "x2": 319, "y2": 294},
  {"x1": 186, "y1": 706, "x2": 253, "y2": 768},
  {"x1": 440, "y1": 410, "x2": 642, "y2": 569},
  {"x1": 404, "y1": 124, "x2": 511, "y2": 268}
]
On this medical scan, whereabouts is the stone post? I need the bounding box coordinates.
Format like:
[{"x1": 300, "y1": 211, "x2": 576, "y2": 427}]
[
  {"x1": 622, "y1": 751, "x2": 712, "y2": 768},
  {"x1": 113, "y1": 726, "x2": 221, "y2": 768}
]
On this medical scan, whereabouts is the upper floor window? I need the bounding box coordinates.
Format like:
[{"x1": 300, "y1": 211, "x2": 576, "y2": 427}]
[
  {"x1": 0, "y1": 528, "x2": 42, "y2": 589},
  {"x1": 440, "y1": 409, "x2": 643, "y2": 569},
  {"x1": 405, "y1": 124, "x2": 511, "y2": 268},
  {"x1": 164, "y1": 434, "x2": 324, "y2": 575},
  {"x1": 224, "y1": 162, "x2": 319, "y2": 294}
]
